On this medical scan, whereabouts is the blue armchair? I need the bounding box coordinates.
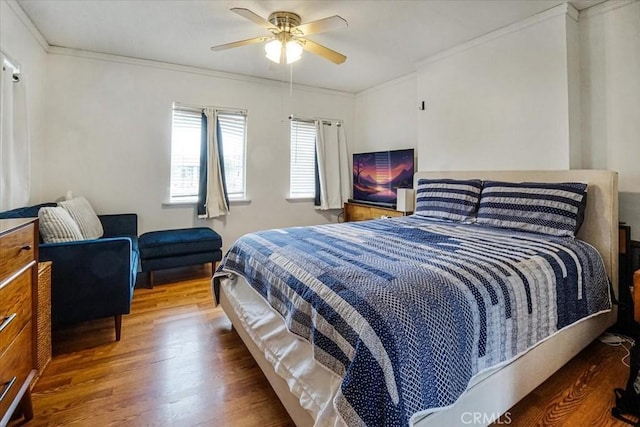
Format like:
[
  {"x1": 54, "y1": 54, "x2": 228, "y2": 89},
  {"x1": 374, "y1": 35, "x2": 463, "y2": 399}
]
[{"x1": 0, "y1": 203, "x2": 139, "y2": 341}]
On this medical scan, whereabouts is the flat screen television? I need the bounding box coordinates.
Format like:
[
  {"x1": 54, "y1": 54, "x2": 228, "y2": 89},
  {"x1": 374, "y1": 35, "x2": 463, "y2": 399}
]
[{"x1": 352, "y1": 148, "x2": 414, "y2": 207}]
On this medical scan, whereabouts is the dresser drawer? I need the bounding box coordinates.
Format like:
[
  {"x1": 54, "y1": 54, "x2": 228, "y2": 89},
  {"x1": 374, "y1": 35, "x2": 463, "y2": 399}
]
[
  {"x1": 349, "y1": 207, "x2": 374, "y2": 221},
  {"x1": 343, "y1": 202, "x2": 406, "y2": 222},
  {"x1": 0, "y1": 321, "x2": 33, "y2": 417},
  {"x1": 0, "y1": 222, "x2": 35, "y2": 283},
  {"x1": 0, "y1": 268, "x2": 33, "y2": 356}
]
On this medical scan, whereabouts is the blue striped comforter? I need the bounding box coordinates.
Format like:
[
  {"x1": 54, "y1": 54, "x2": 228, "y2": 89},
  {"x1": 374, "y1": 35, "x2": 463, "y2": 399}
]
[{"x1": 215, "y1": 216, "x2": 610, "y2": 426}]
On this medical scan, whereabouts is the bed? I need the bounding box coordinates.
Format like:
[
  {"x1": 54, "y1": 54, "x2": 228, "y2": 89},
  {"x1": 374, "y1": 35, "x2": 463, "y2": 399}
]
[{"x1": 213, "y1": 170, "x2": 619, "y2": 426}]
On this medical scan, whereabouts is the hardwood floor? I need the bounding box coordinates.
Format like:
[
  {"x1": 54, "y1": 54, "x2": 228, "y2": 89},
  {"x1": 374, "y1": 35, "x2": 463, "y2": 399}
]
[
  {"x1": 18, "y1": 266, "x2": 293, "y2": 427},
  {"x1": 10, "y1": 266, "x2": 634, "y2": 426},
  {"x1": 496, "y1": 340, "x2": 634, "y2": 427}
]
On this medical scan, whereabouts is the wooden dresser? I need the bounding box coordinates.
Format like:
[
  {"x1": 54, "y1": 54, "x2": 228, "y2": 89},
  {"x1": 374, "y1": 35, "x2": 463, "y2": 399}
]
[
  {"x1": 0, "y1": 218, "x2": 38, "y2": 426},
  {"x1": 343, "y1": 202, "x2": 410, "y2": 222}
]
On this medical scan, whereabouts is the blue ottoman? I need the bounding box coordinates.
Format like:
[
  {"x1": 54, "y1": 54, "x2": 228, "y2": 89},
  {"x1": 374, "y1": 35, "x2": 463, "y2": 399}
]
[{"x1": 139, "y1": 227, "x2": 223, "y2": 287}]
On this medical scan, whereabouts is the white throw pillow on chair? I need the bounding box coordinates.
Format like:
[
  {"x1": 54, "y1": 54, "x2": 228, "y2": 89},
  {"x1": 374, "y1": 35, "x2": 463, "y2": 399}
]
[
  {"x1": 58, "y1": 196, "x2": 104, "y2": 240},
  {"x1": 38, "y1": 207, "x2": 84, "y2": 243}
]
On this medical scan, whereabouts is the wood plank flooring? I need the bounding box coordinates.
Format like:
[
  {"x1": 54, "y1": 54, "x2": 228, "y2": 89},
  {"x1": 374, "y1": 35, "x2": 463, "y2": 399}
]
[{"x1": 10, "y1": 266, "x2": 635, "y2": 426}]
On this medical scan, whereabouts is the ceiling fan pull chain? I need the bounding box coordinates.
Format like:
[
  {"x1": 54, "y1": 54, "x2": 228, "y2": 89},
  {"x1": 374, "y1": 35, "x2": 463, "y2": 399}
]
[{"x1": 290, "y1": 65, "x2": 294, "y2": 98}]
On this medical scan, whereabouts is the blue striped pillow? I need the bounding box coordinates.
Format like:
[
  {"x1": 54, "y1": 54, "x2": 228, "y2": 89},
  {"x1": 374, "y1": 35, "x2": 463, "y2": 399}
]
[
  {"x1": 476, "y1": 181, "x2": 588, "y2": 237},
  {"x1": 415, "y1": 179, "x2": 482, "y2": 221}
]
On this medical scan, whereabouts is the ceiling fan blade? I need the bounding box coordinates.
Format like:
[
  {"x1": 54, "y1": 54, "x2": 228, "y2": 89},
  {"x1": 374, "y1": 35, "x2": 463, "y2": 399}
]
[
  {"x1": 299, "y1": 38, "x2": 347, "y2": 64},
  {"x1": 231, "y1": 8, "x2": 275, "y2": 30},
  {"x1": 294, "y1": 15, "x2": 348, "y2": 36},
  {"x1": 210, "y1": 36, "x2": 269, "y2": 52}
]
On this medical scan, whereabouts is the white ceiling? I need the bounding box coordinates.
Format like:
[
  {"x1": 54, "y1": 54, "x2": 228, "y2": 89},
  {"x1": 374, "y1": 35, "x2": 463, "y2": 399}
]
[{"x1": 16, "y1": 0, "x2": 604, "y2": 93}]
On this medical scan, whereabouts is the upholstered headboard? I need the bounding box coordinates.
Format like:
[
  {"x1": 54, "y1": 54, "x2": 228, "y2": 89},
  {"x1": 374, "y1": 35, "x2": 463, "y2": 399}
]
[{"x1": 414, "y1": 170, "x2": 619, "y2": 293}]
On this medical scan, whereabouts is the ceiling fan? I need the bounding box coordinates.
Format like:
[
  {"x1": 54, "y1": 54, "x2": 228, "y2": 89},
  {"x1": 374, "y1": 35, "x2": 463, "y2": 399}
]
[{"x1": 210, "y1": 8, "x2": 348, "y2": 65}]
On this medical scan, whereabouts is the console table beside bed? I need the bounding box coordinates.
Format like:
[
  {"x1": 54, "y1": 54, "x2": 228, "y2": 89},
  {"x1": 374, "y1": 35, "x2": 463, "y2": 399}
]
[{"x1": 343, "y1": 201, "x2": 409, "y2": 222}]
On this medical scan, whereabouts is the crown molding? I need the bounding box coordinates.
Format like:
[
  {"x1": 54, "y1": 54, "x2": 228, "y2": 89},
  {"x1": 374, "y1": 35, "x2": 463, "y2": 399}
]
[
  {"x1": 566, "y1": 3, "x2": 580, "y2": 22},
  {"x1": 579, "y1": 0, "x2": 636, "y2": 20},
  {"x1": 46, "y1": 46, "x2": 354, "y2": 98},
  {"x1": 415, "y1": 3, "x2": 575, "y2": 69},
  {"x1": 356, "y1": 72, "x2": 416, "y2": 98},
  {"x1": 5, "y1": 0, "x2": 50, "y2": 52}
]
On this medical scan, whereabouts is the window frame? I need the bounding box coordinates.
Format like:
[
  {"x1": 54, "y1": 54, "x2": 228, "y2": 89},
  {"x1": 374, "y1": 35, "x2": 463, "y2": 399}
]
[{"x1": 168, "y1": 104, "x2": 248, "y2": 204}]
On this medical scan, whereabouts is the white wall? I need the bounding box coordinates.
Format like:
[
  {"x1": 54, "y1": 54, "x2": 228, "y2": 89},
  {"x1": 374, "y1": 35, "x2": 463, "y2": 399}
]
[
  {"x1": 415, "y1": 7, "x2": 579, "y2": 171},
  {"x1": 354, "y1": 0, "x2": 639, "y2": 239},
  {"x1": 42, "y1": 52, "x2": 354, "y2": 246},
  {"x1": 354, "y1": 74, "x2": 417, "y2": 155},
  {"x1": 580, "y1": 0, "x2": 640, "y2": 239},
  {"x1": 0, "y1": 0, "x2": 48, "y2": 203}
]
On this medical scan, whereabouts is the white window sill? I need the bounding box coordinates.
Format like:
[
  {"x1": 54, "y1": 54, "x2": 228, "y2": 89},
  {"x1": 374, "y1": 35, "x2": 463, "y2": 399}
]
[
  {"x1": 162, "y1": 199, "x2": 251, "y2": 207},
  {"x1": 162, "y1": 199, "x2": 197, "y2": 207},
  {"x1": 286, "y1": 196, "x2": 315, "y2": 202}
]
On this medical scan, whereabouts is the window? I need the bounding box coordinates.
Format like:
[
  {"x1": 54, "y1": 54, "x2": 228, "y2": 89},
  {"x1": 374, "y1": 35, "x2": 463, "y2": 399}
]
[
  {"x1": 170, "y1": 109, "x2": 201, "y2": 201},
  {"x1": 170, "y1": 107, "x2": 247, "y2": 202},
  {"x1": 217, "y1": 112, "x2": 247, "y2": 200},
  {"x1": 289, "y1": 120, "x2": 316, "y2": 198}
]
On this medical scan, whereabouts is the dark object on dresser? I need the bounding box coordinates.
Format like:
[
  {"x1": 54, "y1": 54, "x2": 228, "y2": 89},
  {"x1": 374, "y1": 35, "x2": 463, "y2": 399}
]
[
  {"x1": 138, "y1": 227, "x2": 222, "y2": 288},
  {"x1": 0, "y1": 203, "x2": 139, "y2": 341}
]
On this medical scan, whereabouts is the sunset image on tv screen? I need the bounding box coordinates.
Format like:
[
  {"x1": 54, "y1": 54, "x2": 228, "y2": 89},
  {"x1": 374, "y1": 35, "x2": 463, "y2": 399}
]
[{"x1": 352, "y1": 149, "x2": 414, "y2": 204}]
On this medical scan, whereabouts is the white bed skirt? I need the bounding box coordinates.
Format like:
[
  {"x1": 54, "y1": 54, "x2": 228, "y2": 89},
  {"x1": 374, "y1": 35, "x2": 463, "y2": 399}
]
[
  {"x1": 218, "y1": 274, "x2": 615, "y2": 426},
  {"x1": 222, "y1": 273, "x2": 344, "y2": 426}
]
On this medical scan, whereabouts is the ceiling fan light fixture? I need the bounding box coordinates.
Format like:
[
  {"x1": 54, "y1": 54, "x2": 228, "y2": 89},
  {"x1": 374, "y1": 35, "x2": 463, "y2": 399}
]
[
  {"x1": 265, "y1": 39, "x2": 282, "y2": 63},
  {"x1": 265, "y1": 38, "x2": 303, "y2": 64},
  {"x1": 285, "y1": 40, "x2": 303, "y2": 64}
]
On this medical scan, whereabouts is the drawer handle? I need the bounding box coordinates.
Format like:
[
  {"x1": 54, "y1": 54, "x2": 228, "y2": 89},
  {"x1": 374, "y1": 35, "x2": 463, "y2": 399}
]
[
  {"x1": 20, "y1": 245, "x2": 32, "y2": 251},
  {"x1": 0, "y1": 377, "x2": 17, "y2": 403},
  {"x1": 0, "y1": 313, "x2": 17, "y2": 332}
]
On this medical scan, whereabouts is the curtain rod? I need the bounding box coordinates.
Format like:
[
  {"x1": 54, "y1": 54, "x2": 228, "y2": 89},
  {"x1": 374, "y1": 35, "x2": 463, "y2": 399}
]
[
  {"x1": 173, "y1": 102, "x2": 247, "y2": 115},
  {"x1": 288, "y1": 114, "x2": 342, "y2": 126}
]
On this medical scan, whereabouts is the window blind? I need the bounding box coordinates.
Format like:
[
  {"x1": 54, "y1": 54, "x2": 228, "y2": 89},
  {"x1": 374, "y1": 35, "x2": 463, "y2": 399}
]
[
  {"x1": 290, "y1": 120, "x2": 317, "y2": 198},
  {"x1": 218, "y1": 112, "x2": 246, "y2": 199},
  {"x1": 170, "y1": 109, "x2": 202, "y2": 200}
]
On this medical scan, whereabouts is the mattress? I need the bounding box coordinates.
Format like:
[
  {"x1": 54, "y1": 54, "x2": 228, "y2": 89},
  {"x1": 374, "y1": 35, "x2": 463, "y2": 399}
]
[{"x1": 215, "y1": 216, "x2": 611, "y2": 425}]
